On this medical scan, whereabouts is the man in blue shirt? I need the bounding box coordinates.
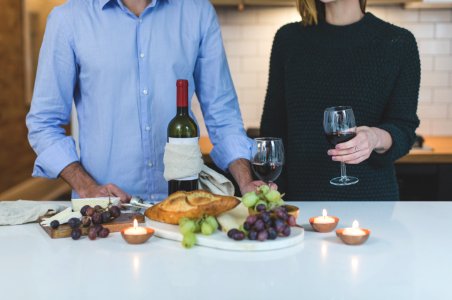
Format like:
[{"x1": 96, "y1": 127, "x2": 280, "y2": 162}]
[{"x1": 26, "y1": 0, "x2": 262, "y2": 202}]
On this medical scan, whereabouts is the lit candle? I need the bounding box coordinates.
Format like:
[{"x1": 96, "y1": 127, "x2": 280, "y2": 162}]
[
  {"x1": 313, "y1": 209, "x2": 335, "y2": 224},
  {"x1": 124, "y1": 219, "x2": 147, "y2": 235},
  {"x1": 343, "y1": 220, "x2": 366, "y2": 236}
]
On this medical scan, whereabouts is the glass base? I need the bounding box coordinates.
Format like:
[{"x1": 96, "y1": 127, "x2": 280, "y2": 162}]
[{"x1": 330, "y1": 176, "x2": 359, "y2": 186}]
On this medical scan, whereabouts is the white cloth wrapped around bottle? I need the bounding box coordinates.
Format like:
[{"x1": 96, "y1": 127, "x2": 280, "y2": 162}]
[{"x1": 163, "y1": 143, "x2": 235, "y2": 196}]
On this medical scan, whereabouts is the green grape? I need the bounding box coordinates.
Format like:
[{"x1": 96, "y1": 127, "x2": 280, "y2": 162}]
[
  {"x1": 275, "y1": 198, "x2": 285, "y2": 207},
  {"x1": 179, "y1": 217, "x2": 190, "y2": 226},
  {"x1": 265, "y1": 189, "x2": 281, "y2": 203},
  {"x1": 194, "y1": 218, "x2": 202, "y2": 233},
  {"x1": 242, "y1": 192, "x2": 259, "y2": 208},
  {"x1": 205, "y1": 215, "x2": 219, "y2": 231},
  {"x1": 238, "y1": 224, "x2": 248, "y2": 235},
  {"x1": 182, "y1": 232, "x2": 196, "y2": 248},
  {"x1": 268, "y1": 202, "x2": 278, "y2": 210},
  {"x1": 258, "y1": 185, "x2": 270, "y2": 195},
  {"x1": 179, "y1": 219, "x2": 196, "y2": 235},
  {"x1": 201, "y1": 221, "x2": 215, "y2": 235}
]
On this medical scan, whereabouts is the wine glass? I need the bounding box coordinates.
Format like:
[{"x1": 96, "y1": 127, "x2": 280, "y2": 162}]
[
  {"x1": 323, "y1": 106, "x2": 359, "y2": 186},
  {"x1": 251, "y1": 138, "x2": 284, "y2": 184}
]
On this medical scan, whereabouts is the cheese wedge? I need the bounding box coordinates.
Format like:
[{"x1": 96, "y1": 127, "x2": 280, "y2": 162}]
[
  {"x1": 217, "y1": 202, "x2": 249, "y2": 232},
  {"x1": 40, "y1": 207, "x2": 82, "y2": 226}
]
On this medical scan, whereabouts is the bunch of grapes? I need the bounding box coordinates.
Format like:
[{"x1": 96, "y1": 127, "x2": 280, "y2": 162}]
[
  {"x1": 241, "y1": 185, "x2": 284, "y2": 211},
  {"x1": 227, "y1": 206, "x2": 296, "y2": 242},
  {"x1": 178, "y1": 215, "x2": 219, "y2": 248},
  {"x1": 51, "y1": 204, "x2": 121, "y2": 240}
]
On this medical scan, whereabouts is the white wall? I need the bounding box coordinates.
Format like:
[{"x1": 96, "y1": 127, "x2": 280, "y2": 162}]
[{"x1": 193, "y1": 6, "x2": 452, "y2": 137}]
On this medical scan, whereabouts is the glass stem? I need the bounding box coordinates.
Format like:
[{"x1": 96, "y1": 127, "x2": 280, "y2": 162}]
[{"x1": 340, "y1": 162, "x2": 347, "y2": 182}]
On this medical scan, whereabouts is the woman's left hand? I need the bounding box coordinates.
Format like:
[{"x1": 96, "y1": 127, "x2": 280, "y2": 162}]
[{"x1": 327, "y1": 126, "x2": 379, "y2": 164}]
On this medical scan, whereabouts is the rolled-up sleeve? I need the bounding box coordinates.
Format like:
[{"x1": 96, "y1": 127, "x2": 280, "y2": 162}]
[
  {"x1": 193, "y1": 2, "x2": 252, "y2": 171},
  {"x1": 26, "y1": 6, "x2": 79, "y2": 178}
]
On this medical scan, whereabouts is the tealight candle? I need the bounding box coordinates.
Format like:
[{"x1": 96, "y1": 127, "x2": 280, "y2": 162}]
[
  {"x1": 336, "y1": 220, "x2": 370, "y2": 245},
  {"x1": 124, "y1": 219, "x2": 147, "y2": 235},
  {"x1": 343, "y1": 220, "x2": 366, "y2": 236},
  {"x1": 309, "y1": 209, "x2": 339, "y2": 233},
  {"x1": 121, "y1": 219, "x2": 154, "y2": 244},
  {"x1": 314, "y1": 209, "x2": 336, "y2": 224}
]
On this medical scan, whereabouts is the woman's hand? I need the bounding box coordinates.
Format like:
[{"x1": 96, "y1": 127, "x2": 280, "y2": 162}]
[{"x1": 327, "y1": 126, "x2": 392, "y2": 164}]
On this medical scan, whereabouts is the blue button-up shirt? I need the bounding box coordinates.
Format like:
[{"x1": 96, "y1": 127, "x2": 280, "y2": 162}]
[{"x1": 26, "y1": 0, "x2": 252, "y2": 201}]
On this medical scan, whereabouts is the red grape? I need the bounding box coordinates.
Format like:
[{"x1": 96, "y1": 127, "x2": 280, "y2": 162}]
[
  {"x1": 99, "y1": 228, "x2": 110, "y2": 238},
  {"x1": 86, "y1": 207, "x2": 95, "y2": 217},
  {"x1": 88, "y1": 227, "x2": 97, "y2": 240},
  {"x1": 50, "y1": 220, "x2": 60, "y2": 229},
  {"x1": 80, "y1": 205, "x2": 90, "y2": 216},
  {"x1": 71, "y1": 228, "x2": 82, "y2": 240},
  {"x1": 109, "y1": 206, "x2": 121, "y2": 218},
  {"x1": 101, "y1": 211, "x2": 111, "y2": 223}
]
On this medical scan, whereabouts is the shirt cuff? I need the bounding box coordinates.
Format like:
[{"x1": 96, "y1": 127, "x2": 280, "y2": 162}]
[
  {"x1": 32, "y1": 137, "x2": 79, "y2": 179},
  {"x1": 210, "y1": 134, "x2": 253, "y2": 171}
]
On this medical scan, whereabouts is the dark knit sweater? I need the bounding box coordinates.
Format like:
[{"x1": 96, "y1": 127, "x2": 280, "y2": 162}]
[{"x1": 260, "y1": 13, "x2": 420, "y2": 201}]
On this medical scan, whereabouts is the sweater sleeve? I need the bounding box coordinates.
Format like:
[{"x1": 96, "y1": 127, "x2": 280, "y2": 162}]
[
  {"x1": 260, "y1": 27, "x2": 287, "y2": 142},
  {"x1": 368, "y1": 31, "x2": 420, "y2": 167}
]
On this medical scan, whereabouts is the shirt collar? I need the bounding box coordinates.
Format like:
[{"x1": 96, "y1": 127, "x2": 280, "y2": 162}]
[{"x1": 100, "y1": 0, "x2": 161, "y2": 10}]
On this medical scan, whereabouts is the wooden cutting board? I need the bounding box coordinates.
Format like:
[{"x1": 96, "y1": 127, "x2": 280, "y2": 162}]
[
  {"x1": 41, "y1": 213, "x2": 145, "y2": 239},
  {"x1": 146, "y1": 218, "x2": 304, "y2": 251}
]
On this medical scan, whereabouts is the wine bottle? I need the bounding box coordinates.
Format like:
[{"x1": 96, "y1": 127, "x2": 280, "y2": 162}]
[{"x1": 167, "y1": 79, "x2": 199, "y2": 195}]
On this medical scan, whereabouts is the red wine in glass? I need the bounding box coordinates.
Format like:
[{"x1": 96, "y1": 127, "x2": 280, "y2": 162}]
[
  {"x1": 251, "y1": 138, "x2": 284, "y2": 184},
  {"x1": 251, "y1": 162, "x2": 283, "y2": 183},
  {"x1": 326, "y1": 132, "x2": 357, "y2": 146}
]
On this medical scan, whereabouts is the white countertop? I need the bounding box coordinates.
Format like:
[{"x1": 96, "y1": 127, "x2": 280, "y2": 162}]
[{"x1": 1, "y1": 201, "x2": 451, "y2": 300}]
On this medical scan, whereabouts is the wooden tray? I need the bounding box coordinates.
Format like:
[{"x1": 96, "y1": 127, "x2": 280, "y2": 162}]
[
  {"x1": 146, "y1": 218, "x2": 304, "y2": 251},
  {"x1": 41, "y1": 213, "x2": 145, "y2": 239}
]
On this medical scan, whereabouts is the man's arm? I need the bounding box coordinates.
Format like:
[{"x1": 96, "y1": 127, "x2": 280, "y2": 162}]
[
  {"x1": 228, "y1": 159, "x2": 276, "y2": 195},
  {"x1": 60, "y1": 162, "x2": 130, "y2": 202},
  {"x1": 26, "y1": 6, "x2": 130, "y2": 202}
]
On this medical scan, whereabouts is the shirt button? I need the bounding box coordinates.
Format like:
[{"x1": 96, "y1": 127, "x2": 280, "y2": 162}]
[
  {"x1": 140, "y1": 53, "x2": 145, "y2": 59},
  {"x1": 139, "y1": 19, "x2": 143, "y2": 23},
  {"x1": 143, "y1": 89, "x2": 148, "y2": 95},
  {"x1": 150, "y1": 195, "x2": 155, "y2": 200},
  {"x1": 145, "y1": 126, "x2": 151, "y2": 131},
  {"x1": 147, "y1": 161, "x2": 153, "y2": 167}
]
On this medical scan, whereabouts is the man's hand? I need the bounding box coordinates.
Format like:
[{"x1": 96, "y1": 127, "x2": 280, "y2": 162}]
[
  {"x1": 79, "y1": 183, "x2": 131, "y2": 203},
  {"x1": 228, "y1": 158, "x2": 277, "y2": 196},
  {"x1": 327, "y1": 126, "x2": 392, "y2": 164},
  {"x1": 59, "y1": 162, "x2": 131, "y2": 203},
  {"x1": 239, "y1": 180, "x2": 277, "y2": 195}
]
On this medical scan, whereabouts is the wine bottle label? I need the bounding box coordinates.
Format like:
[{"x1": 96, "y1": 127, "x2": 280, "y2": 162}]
[{"x1": 168, "y1": 137, "x2": 199, "y2": 180}]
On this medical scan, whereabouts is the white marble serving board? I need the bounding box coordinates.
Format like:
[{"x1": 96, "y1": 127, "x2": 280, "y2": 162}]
[{"x1": 145, "y1": 218, "x2": 304, "y2": 251}]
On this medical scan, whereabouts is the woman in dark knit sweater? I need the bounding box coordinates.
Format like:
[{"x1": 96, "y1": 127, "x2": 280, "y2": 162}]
[{"x1": 260, "y1": 0, "x2": 420, "y2": 200}]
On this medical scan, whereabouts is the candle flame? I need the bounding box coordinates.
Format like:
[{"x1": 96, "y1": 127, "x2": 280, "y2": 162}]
[
  {"x1": 352, "y1": 220, "x2": 359, "y2": 229},
  {"x1": 133, "y1": 218, "x2": 138, "y2": 229},
  {"x1": 322, "y1": 209, "x2": 327, "y2": 217}
]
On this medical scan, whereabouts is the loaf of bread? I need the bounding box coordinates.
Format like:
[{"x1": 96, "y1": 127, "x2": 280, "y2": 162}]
[{"x1": 145, "y1": 190, "x2": 240, "y2": 225}]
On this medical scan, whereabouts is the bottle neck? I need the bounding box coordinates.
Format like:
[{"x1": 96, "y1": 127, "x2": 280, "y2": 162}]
[
  {"x1": 176, "y1": 79, "x2": 188, "y2": 116},
  {"x1": 177, "y1": 105, "x2": 188, "y2": 116}
]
